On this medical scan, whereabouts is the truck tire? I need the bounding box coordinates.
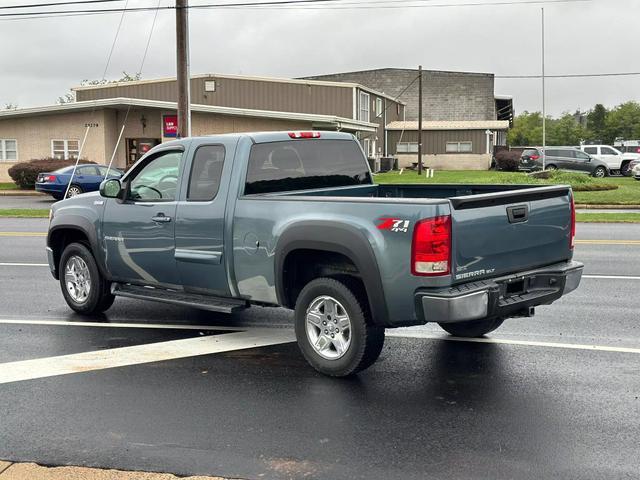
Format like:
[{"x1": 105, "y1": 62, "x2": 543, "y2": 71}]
[
  {"x1": 438, "y1": 317, "x2": 504, "y2": 338},
  {"x1": 294, "y1": 277, "x2": 385, "y2": 377},
  {"x1": 59, "y1": 242, "x2": 115, "y2": 315},
  {"x1": 620, "y1": 162, "x2": 632, "y2": 177}
]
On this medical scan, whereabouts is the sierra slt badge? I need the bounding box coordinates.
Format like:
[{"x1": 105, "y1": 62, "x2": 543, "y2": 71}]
[
  {"x1": 455, "y1": 268, "x2": 495, "y2": 280},
  {"x1": 377, "y1": 218, "x2": 410, "y2": 233}
]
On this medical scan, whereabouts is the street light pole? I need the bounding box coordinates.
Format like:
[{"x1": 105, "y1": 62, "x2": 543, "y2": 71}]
[
  {"x1": 541, "y1": 7, "x2": 546, "y2": 170},
  {"x1": 176, "y1": 0, "x2": 191, "y2": 138},
  {"x1": 417, "y1": 65, "x2": 423, "y2": 176}
]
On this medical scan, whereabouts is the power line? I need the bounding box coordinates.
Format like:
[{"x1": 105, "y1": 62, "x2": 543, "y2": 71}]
[
  {"x1": 0, "y1": 0, "x2": 123, "y2": 10},
  {"x1": 0, "y1": 0, "x2": 593, "y2": 18},
  {"x1": 496, "y1": 72, "x2": 640, "y2": 78}
]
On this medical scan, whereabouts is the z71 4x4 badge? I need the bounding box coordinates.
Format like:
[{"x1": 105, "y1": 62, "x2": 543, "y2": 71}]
[{"x1": 377, "y1": 218, "x2": 410, "y2": 233}]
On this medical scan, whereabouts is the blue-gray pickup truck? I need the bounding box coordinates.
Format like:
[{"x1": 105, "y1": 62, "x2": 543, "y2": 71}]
[{"x1": 47, "y1": 131, "x2": 583, "y2": 376}]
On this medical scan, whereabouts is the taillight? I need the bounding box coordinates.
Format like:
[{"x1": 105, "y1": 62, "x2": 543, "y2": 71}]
[
  {"x1": 530, "y1": 154, "x2": 540, "y2": 160},
  {"x1": 47, "y1": 175, "x2": 57, "y2": 183},
  {"x1": 570, "y1": 195, "x2": 576, "y2": 250},
  {"x1": 288, "y1": 131, "x2": 321, "y2": 139},
  {"x1": 411, "y1": 215, "x2": 451, "y2": 276}
]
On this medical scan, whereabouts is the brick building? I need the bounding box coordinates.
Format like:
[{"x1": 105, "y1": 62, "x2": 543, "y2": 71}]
[
  {"x1": 305, "y1": 68, "x2": 513, "y2": 169},
  {"x1": 0, "y1": 74, "x2": 404, "y2": 181}
]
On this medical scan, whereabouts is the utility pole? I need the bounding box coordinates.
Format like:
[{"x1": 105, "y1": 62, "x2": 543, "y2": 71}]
[
  {"x1": 417, "y1": 65, "x2": 423, "y2": 175},
  {"x1": 541, "y1": 7, "x2": 546, "y2": 170},
  {"x1": 176, "y1": 0, "x2": 191, "y2": 138}
]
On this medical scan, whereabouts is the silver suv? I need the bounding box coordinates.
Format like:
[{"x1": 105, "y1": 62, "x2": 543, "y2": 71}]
[{"x1": 520, "y1": 147, "x2": 610, "y2": 178}]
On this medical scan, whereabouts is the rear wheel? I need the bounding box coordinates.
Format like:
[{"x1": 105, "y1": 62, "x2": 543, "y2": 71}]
[
  {"x1": 66, "y1": 184, "x2": 83, "y2": 198},
  {"x1": 438, "y1": 317, "x2": 504, "y2": 338},
  {"x1": 59, "y1": 242, "x2": 114, "y2": 314},
  {"x1": 294, "y1": 277, "x2": 385, "y2": 377},
  {"x1": 593, "y1": 166, "x2": 607, "y2": 178}
]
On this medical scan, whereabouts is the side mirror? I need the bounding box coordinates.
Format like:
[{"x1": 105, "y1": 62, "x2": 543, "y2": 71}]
[{"x1": 100, "y1": 178, "x2": 122, "y2": 198}]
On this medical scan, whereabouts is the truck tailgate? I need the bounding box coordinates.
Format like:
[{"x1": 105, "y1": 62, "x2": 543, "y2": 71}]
[{"x1": 450, "y1": 186, "x2": 573, "y2": 282}]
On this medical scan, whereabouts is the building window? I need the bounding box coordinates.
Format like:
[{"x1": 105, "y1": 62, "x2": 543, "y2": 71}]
[
  {"x1": 375, "y1": 98, "x2": 383, "y2": 117},
  {"x1": 0, "y1": 139, "x2": 17, "y2": 161},
  {"x1": 446, "y1": 141, "x2": 473, "y2": 153},
  {"x1": 397, "y1": 142, "x2": 419, "y2": 153},
  {"x1": 359, "y1": 91, "x2": 370, "y2": 122},
  {"x1": 51, "y1": 140, "x2": 80, "y2": 160}
]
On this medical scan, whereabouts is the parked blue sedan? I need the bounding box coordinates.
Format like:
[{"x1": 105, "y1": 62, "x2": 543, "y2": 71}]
[{"x1": 35, "y1": 164, "x2": 123, "y2": 200}]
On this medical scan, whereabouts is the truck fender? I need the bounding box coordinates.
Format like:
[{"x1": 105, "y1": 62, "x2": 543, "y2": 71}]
[
  {"x1": 274, "y1": 221, "x2": 389, "y2": 326},
  {"x1": 48, "y1": 216, "x2": 107, "y2": 279}
]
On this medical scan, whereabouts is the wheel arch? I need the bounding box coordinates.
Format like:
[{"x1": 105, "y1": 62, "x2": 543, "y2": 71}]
[
  {"x1": 275, "y1": 221, "x2": 389, "y2": 326},
  {"x1": 48, "y1": 219, "x2": 105, "y2": 280}
]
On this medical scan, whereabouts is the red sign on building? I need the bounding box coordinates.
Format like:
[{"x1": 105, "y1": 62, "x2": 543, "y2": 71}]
[{"x1": 163, "y1": 115, "x2": 178, "y2": 138}]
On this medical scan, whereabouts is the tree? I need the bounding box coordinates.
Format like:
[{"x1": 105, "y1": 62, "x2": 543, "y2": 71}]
[
  {"x1": 56, "y1": 71, "x2": 142, "y2": 104},
  {"x1": 604, "y1": 102, "x2": 640, "y2": 144},
  {"x1": 587, "y1": 104, "x2": 607, "y2": 141},
  {"x1": 546, "y1": 113, "x2": 588, "y2": 146},
  {"x1": 507, "y1": 111, "x2": 543, "y2": 146}
]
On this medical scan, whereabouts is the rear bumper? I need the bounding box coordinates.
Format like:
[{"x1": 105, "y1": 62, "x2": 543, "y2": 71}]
[
  {"x1": 35, "y1": 183, "x2": 63, "y2": 195},
  {"x1": 416, "y1": 261, "x2": 583, "y2": 324}
]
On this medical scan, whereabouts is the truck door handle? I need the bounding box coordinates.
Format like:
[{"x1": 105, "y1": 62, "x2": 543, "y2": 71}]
[{"x1": 151, "y1": 214, "x2": 172, "y2": 223}]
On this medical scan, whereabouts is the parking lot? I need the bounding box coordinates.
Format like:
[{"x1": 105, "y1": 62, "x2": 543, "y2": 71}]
[{"x1": 1, "y1": 217, "x2": 639, "y2": 479}]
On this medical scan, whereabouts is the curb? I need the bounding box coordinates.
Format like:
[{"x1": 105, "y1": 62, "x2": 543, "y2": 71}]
[
  {"x1": 576, "y1": 204, "x2": 640, "y2": 210},
  {"x1": 0, "y1": 191, "x2": 45, "y2": 197}
]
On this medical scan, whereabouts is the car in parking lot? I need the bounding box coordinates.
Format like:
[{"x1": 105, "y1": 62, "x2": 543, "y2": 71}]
[
  {"x1": 36, "y1": 164, "x2": 123, "y2": 200},
  {"x1": 520, "y1": 147, "x2": 610, "y2": 177},
  {"x1": 580, "y1": 144, "x2": 640, "y2": 176}
]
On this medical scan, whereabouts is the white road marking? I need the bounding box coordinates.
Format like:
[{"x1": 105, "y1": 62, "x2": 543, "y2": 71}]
[
  {"x1": 0, "y1": 262, "x2": 48, "y2": 267},
  {"x1": 0, "y1": 318, "x2": 239, "y2": 331},
  {"x1": 0, "y1": 328, "x2": 295, "y2": 385},
  {"x1": 583, "y1": 274, "x2": 640, "y2": 280},
  {"x1": 387, "y1": 330, "x2": 640, "y2": 354}
]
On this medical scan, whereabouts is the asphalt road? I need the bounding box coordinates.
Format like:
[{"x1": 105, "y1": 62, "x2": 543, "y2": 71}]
[
  {"x1": 0, "y1": 195, "x2": 56, "y2": 209},
  {"x1": 1, "y1": 218, "x2": 639, "y2": 479}
]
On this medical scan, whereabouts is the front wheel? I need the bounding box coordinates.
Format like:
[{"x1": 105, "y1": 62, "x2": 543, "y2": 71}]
[
  {"x1": 59, "y1": 242, "x2": 115, "y2": 315},
  {"x1": 593, "y1": 166, "x2": 607, "y2": 178},
  {"x1": 294, "y1": 277, "x2": 385, "y2": 377},
  {"x1": 621, "y1": 162, "x2": 632, "y2": 177},
  {"x1": 438, "y1": 317, "x2": 504, "y2": 338},
  {"x1": 545, "y1": 164, "x2": 558, "y2": 171}
]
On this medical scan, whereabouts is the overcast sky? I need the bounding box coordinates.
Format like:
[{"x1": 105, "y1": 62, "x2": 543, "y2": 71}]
[{"x1": 1, "y1": 0, "x2": 639, "y2": 116}]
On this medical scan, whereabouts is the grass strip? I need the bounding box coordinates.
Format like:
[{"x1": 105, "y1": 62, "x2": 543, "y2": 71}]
[
  {"x1": 0, "y1": 182, "x2": 19, "y2": 190},
  {"x1": 0, "y1": 208, "x2": 49, "y2": 218},
  {"x1": 576, "y1": 213, "x2": 640, "y2": 223}
]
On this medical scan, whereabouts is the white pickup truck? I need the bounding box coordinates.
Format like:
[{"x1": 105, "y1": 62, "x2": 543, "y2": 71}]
[{"x1": 579, "y1": 144, "x2": 640, "y2": 176}]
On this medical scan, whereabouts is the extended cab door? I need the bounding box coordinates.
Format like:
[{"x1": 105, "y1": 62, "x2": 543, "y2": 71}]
[
  {"x1": 102, "y1": 148, "x2": 183, "y2": 288},
  {"x1": 174, "y1": 139, "x2": 237, "y2": 296}
]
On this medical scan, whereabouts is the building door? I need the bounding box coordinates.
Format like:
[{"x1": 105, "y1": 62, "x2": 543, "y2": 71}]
[{"x1": 127, "y1": 138, "x2": 161, "y2": 168}]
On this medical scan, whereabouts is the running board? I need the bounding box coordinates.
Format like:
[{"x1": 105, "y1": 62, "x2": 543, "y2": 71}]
[{"x1": 111, "y1": 283, "x2": 247, "y2": 314}]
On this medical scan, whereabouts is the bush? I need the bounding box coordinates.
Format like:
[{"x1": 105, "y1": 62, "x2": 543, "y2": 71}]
[
  {"x1": 494, "y1": 150, "x2": 521, "y2": 171},
  {"x1": 528, "y1": 170, "x2": 618, "y2": 191},
  {"x1": 8, "y1": 158, "x2": 95, "y2": 189}
]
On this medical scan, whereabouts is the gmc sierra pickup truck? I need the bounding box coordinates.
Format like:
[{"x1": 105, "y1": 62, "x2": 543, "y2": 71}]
[{"x1": 47, "y1": 131, "x2": 583, "y2": 376}]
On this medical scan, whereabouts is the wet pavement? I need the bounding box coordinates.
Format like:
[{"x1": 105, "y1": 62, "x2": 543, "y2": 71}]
[{"x1": 1, "y1": 219, "x2": 639, "y2": 479}]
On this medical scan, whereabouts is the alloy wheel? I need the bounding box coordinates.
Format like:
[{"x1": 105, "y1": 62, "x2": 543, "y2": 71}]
[
  {"x1": 305, "y1": 295, "x2": 352, "y2": 360},
  {"x1": 64, "y1": 255, "x2": 91, "y2": 303}
]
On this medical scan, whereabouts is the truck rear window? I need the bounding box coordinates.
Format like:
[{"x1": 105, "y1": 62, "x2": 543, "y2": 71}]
[{"x1": 244, "y1": 139, "x2": 372, "y2": 195}]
